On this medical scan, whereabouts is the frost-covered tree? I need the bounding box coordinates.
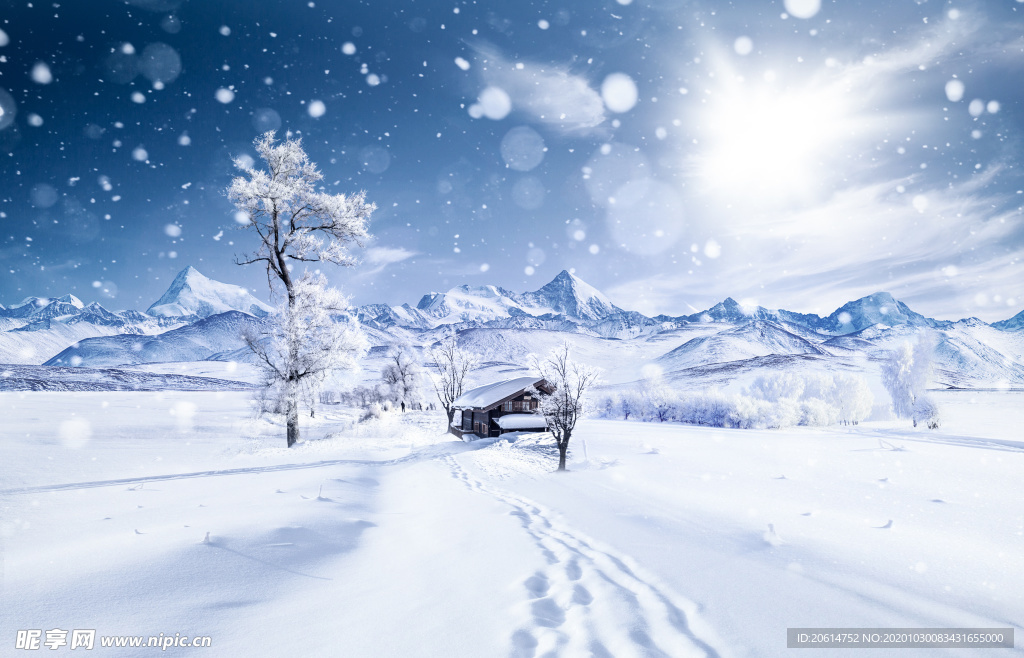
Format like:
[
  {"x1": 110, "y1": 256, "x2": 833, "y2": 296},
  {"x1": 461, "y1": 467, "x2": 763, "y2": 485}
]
[
  {"x1": 532, "y1": 343, "x2": 601, "y2": 472},
  {"x1": 832, "y1": 373, "x2": 874, "y2": 425},
  {"x1": 227, "y1": 131, "x2": 374, "y2": 446},
  {"x1": 244, "y1": 273, "x2": 367, "y2": 444},
  {"x1": 913, "y1": 394, "x2": 940, "y2": 429},
  {"x1": 381, "y1": 343, "x2": 421, "y2": 411},
  {"x1": 426, "y1": 332, "x2": 479, "y2": 433},
  {"x1": 881, "y1": 341, "x2": 915, "y2": 420},
  {"x1": 882, "y1": 336, "x2": 937, "y2": 427},
  {"x1": 748, "y1": 372, "x2": 805, "y2": 402}
]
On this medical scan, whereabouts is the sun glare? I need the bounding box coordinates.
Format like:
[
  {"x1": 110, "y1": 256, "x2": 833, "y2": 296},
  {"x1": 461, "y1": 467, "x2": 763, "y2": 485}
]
[{"x1": 698, "y1": 83, "x2": 850, "y2": 203}]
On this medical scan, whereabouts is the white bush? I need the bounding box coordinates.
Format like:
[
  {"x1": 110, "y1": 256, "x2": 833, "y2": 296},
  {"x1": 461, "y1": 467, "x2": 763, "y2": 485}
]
[
  {"x1": 359, "y1": 402, "x2": 383, "y2": 423},
  {"x1": 913, "y1": 394, "x2": 940, "y2": 429},
  {"x1": 598, "y1": 371, "x2": 874, "y2": 430},
  {"x1": 747, "y1": 372, "x2": 805, "y2": 402}
]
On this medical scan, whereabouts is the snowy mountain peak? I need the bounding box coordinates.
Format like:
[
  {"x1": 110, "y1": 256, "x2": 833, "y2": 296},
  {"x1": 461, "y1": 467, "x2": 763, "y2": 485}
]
[
  {"x1": 685, "y1": 297, "x2": 772, "y2": 324},
  {"x1": 10, "y1": 297, "x2": 52, "y2": 311},
  {"x1": 524, "y1": 270, "x2": 620, "y2": 321},
  {"x1": 824, "y1": 291, "x2": 934, "y2": 333},
  {"x1": 146, "y1": 266, "x2": 273, "y2": 319},
  {"x1": 56, "y1": 294, "x2": 85, "y2": 309},
  {"x1": 993, "y1": 308, "x2": 1024, "y2": 332}
]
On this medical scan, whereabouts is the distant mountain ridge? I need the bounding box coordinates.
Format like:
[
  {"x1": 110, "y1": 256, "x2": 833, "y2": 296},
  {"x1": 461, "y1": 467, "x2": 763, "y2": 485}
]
[
  {"x1": 0, "y1": 266, "x2": 271, "y2": 365},
  {"x1": 358, "y1": 269, "x2": 1019, "y2": 338},
  {"x1": 3, "y1": 266, "x2": 1024, "y2": 391}
]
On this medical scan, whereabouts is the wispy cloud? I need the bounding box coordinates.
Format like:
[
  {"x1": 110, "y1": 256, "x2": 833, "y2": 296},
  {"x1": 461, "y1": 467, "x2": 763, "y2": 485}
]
[
  {"x1": 364, "y1": 246, "x2": 417, "y2": 267},
  {"x1": 644, "y1": 11, "x2": 1024, "y2": 323},
  {"x1": 609, "y1": 167, "x2": 1023, "y2": 321},
  {"x1": 348, "y1": 246, "x2": 419, "y2": 282},
  {"x1": 470, "y1": 43, "x2": 606, "y2": 134}
]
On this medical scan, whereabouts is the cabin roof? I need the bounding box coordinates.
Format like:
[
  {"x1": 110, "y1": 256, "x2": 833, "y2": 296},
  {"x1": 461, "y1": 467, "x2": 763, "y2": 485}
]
[{"x1": 452, "y1": 376, "x2": 549, "y2": 411}]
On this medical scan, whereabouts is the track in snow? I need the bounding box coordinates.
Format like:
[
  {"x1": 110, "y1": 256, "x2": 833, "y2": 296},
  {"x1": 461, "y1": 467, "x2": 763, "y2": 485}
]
[
  {"x1": 0, "y1": 455, "x2": 417, "y2": 496},
  {"x1": 441, "y1": 455, "x2": 725, "y2": 658}
]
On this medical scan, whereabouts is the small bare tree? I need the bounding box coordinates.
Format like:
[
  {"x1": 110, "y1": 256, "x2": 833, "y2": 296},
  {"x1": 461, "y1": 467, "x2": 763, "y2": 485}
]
[
  {"x1": 426, "y1": 331, "x2": 479, "y2": 433},
  {"x1": 227, "y1": 131, "x2": 374, "y2": 447},
  {"x1": 532, "y1": 343, "x2": 601, "y2": 472}
]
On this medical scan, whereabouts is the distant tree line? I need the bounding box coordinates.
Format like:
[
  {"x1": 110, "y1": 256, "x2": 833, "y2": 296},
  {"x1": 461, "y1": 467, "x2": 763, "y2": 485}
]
[{"x1": 597, "y1": 372, "x2": 875, "y2": 429}]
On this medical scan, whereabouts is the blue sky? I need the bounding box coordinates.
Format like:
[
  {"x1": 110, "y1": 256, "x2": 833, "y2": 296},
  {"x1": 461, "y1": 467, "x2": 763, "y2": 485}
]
[{"x1": 1, "y1": 0, "x2": 1022, "y2": 321}]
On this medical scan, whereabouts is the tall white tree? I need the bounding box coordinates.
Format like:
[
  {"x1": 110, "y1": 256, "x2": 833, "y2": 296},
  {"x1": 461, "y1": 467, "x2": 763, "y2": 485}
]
[
  {"x1": 244, "y1": 273, "x2": 367, "y2": 443},
  {"x1": 532, "y1": 343, "x2": 601, "y2": 472},
  {"x1": 881, "y1": 335, "x2": 938, "y2": 427},
  {"x1": 227, "y1": 131, "x2": 374, "y2": 446},
  {"x1": 381, "y1": 342, "x2": 421, "y2": 411},
  {"x1": 881, "y1": 341, "x2": 915, "y2": 420},
  {"x1": 831, "y1": 373, "x2": 874, "y2": 425},
  {"x1": 426, "y1": 331, "x2": 479, "y2": 433}
]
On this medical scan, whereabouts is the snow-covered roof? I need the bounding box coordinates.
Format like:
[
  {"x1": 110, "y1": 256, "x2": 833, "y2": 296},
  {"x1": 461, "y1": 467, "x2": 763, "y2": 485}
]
[
  {"x1": 495, "y1": 414, "x2": 548, "y2": 430},
  {"x1": 452, "y1": 376, "x2": 546, "y2": 410}
]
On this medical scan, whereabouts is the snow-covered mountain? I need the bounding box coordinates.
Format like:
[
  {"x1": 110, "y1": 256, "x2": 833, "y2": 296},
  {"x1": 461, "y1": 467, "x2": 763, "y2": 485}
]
[
  {"x1": 345, "y1": 271, "x2": 1024, "y2": 388},
  {"x1": 818, "y1": 292, "x2": 942, "y2": 333},
  {"x1": 656, "y1": 320, "x2": 828, "y2": 372},
  {"x1": 401, "y1": 270, "x2": 623, "y2": 329},
  {"x1": 0, "y1": 297, "x2": 183, "y2": 365},
  {"x1": 5, "y1": 265, "x2": 1024, "y2": 390},
  {"x1": 146, "y1": 265, "x2": 273, "y2": 319},
  {"x1": 519, "y1": 270, "x2": 621, "y2": 321},
  {"x1": 0, "y1": 266, "x2": 271, "y2": 365},
  {"x1": 993, "y1": 308, "x2": 1024, "y2": 332},
  {"x1": 0, "y1": 363, "x2": 255, "y2": 392}
]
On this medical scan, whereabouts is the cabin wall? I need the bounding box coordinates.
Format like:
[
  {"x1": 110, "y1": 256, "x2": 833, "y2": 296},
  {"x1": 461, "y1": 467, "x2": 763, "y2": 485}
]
[{"x1": 472, "y1": 411, "x2": 492, "y2": 437}]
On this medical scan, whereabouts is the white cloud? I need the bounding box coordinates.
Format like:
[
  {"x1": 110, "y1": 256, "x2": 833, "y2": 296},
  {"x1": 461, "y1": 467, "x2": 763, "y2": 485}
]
[
  {"x1": 364, "y1": 246, "x2": 417, "y2": 266},
  {"x1": 612, "y1": 168, "x2": 1023, "y2": 322},
  {"x1": 470, "y1": 44, "x2": 605, "y2": 133}
]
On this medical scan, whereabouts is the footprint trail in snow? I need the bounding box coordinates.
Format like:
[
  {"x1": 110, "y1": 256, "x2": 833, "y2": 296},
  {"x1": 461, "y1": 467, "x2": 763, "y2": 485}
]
[{"x1": 442, "y1": 455, "x2": 725, "y2": 658}]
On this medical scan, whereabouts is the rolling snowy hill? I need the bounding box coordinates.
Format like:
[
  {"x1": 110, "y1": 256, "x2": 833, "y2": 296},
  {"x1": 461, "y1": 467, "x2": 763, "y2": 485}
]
[{"x1": 45, "y1": 311, "x2": 264, "y2": 368}]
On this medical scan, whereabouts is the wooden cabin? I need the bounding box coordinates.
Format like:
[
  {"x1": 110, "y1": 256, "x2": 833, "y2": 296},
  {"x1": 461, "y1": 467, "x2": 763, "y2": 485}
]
[{"x1": 450, "y1": 376, "x2": 554, "y2": 440}]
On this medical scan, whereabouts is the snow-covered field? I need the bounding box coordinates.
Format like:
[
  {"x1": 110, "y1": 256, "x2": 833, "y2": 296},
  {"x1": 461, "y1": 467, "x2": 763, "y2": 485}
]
[{"x1": 2, "y1": 390, "x2": 1022, "y2": 656}]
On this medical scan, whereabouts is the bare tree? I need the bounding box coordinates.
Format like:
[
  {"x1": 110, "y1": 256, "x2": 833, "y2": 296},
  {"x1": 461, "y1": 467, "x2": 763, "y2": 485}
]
[
  {"x1": 532, "y1": 343, "x2": 601, "y2": 472},
  {"x1": 227, "y1": 131, "x2": 374, "y2": 446},
  {"x1": 426, "y1": 331, "x2": 478, "y2": 433}
]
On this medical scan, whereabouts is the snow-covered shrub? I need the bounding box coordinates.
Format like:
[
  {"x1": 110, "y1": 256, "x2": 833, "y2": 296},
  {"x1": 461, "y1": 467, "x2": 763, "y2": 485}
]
[
  {"x1": 597, "y1": 393, "x2": 620, "y2": 420},
  {"x1": 672, "y1": 391, "x2": 737, "y2": 427},
  {"x1": 913, "y1": 394, "x2": 940, "y2": 429},
  {"x1": 649, "y1": 387, "x2": 675, "y2": 422},
  {"x1": 359, "y1": 402, "x2": 383, "y2": 423},
  {"x1": 800, "y1": 373, "x2": 836, "y2": 404},
  {"x1": 799, "y1": 398, "x2": 838, "y2": 426},
  {"x1": 746, "y1": 372, "x2": 873, "y2": 426},
  {"x1": 602, "y1": 371, "x2": 875, "y2": 431},
  {"x1": 832, "y1": 373, "x2": 874, "y2": 424},
  {"x1": 756, "y1": 396, "x2": 800, "y2": 429},
  {"x1": 748, "y1": 372, "x2": 805, "y2": 402}
]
